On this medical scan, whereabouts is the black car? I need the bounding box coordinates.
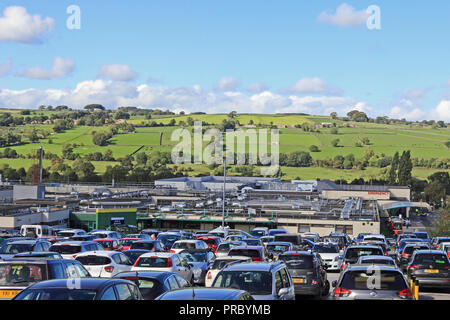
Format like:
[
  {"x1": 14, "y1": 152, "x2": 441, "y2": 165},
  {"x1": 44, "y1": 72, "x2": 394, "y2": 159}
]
[
  {"x1": 157, "y1": 233, "x2": 182, "y2": 250},
  {"x1": 277, "y1": 251, "x2": 329, "y2": 297},
  {"x1": 0, "y1": 258, "x2": 90, "y2": 299},
  {"x1": 398, "y1": 243, "x2": 430, "y2": 271},
  {"x1": 114, "y1": 271, "x2": 191, "y2": 300},
  {"x1": 13, "y1": 278, "x2": 142, "y2": 300},
  {"x1": 130, "y1": 240, "x2": 165, "y2": 252},
  {"x1": 406, "y1": 250, "x2": 450, "y2": 289},
  {"x1": 122, "y1": 249, "x2": 151, "y2": 265},
  {"x1": 179, "y1": 249, "x2": 216, "y2": 285},
  {"x1": 155, "y1": 288, "x2": 254, "y2": 300}
]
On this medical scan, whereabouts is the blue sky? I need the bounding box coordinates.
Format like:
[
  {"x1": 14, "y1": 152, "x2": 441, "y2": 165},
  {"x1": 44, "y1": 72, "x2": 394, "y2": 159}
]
[{"x1": 0, "y1": 1, "x2": 449, "y2": 121}]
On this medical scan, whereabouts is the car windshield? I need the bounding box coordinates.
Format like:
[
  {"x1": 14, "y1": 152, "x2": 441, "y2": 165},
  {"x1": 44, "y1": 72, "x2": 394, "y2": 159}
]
[
  {"x1": 217, "y1": 243, "x2": 239, "y2": 252},
  {"x1": 179, "y1": 251, "x2": 208, "y2": 262},
  {"x1": 15, "y1": 288, "x2": 97, "y2": 300},
  {"x1": 212, "y1": 271, "x2": 272, "y2": 295},
  {"x1": 92, "y1": 233, "x2": 108, "y2": 239},
  {"x1": 345, "y1": 248, "x2": 383, "y2": 260},
  {"x1": 172, "y1": 242, "x2": 197, "y2": 250},
  {"x1": 340, "y1": 270, "x2": 407, "y2": 290},
  {"x1": 413, "y1": 254, "x2": 450, "y2": 268},
  {"x1": 278, "y1": 255, "x2": 313, "y2": 269},
  {"x1": 157, "y1": 235, "x2": 181, "y2": 243},
  {"x1": 403, "y1": 245, "x2": 429, "y2": 254},
  {"x1": 76, "y1": 256, "x2": 111, "y2": 266},
  {"x1": 0, "y1": 264, "x2": 46, "y2": 286},
  {"x1": 0, "y1": 243, "x2": 34, "y2": 254},
  {"x1": 266, "y1": 245, "x2": 289, "y2": 253},
  {"x1": 314, "y1": 244, "x2": 339, "y2": 253},
  {"x1": 49, "y1": 245, "x2": 81, "y2": 254},
  {"x1": 136, "y1": 257, "x2": 169, "y2": 268}
]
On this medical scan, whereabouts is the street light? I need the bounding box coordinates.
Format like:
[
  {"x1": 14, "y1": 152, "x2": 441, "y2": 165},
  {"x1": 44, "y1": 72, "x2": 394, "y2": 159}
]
[{"x1": 222, "y1": 135, "x2": 227, "y2": 228}]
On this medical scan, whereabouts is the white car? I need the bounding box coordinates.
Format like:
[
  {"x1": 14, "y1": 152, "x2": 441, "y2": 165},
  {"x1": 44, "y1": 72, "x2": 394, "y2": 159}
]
[
  {"x1": 204, "y1": 256, "x2": 252, "y2": 287},
  {"x1": 313, "y1": 242, "x2": 341, "y2": 271},
  {"x1": 131, "y1": 252, "x2": 194, "y2": 283},
  {"x1": 170, "y1": 240, "x2": 209, "y2": 254},
  {"x1": 48, "y1": 241, "x2": 104, "y2": 259},
  {"x1": 56, "y1": 229, "x2": 87, "y2": 239},
  {"x1": 75, "y1": 250, "x2": 133, "y2": 277},
  {"x1": 90, "y1": 230, "x2": 122, "y2": 239},
  {"x1": 215, "y1": 241, "x2": 245, "y2": 257}
]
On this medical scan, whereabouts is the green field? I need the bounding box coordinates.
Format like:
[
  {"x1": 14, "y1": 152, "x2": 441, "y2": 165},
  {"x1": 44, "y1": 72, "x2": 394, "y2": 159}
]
[{"x1": 0, "y1": 113, "x2": 448, "y2": 180}]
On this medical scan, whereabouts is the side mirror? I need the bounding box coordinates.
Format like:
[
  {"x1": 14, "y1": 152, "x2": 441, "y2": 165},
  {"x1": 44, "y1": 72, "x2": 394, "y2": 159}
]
[
  {"x1": 278, "y1": 288, "x2": 289, "y2": 297},
  {"x1": 339, "y1": 250, "x2": 344, "y2": 256},
  {"x1": 187, "y1": 262, "x2": 194, "y2": 269},
  {"x1": 331, "y1": 280, "x2": 337, "y2": 288}
]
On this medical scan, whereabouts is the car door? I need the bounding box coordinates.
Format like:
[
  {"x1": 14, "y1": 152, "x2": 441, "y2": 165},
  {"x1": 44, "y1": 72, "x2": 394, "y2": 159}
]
[
  {"x1": 279, "y1": 267, "x2": 295, "y2": 300},
  {"x1": 174, "y1": 274, "x2": 191, "y2": 288},
  {"x1": 99, "y1": 285, "x2": 118, "y2": 300},
  {"x1": 117, "y1": 253, "x2": 133, "y2": 273},
  {"x1": 166, "y1": 275, "x2": 180, "y2": 291},
  {"x1": 64, "y1": 261, "x2": 80, "y2": 278}
]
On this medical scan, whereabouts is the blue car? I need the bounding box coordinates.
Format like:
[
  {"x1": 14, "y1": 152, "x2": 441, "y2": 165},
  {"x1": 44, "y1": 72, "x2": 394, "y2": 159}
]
[{"x1": 156, "y1": 288, "x2": 254, "y2": 300}]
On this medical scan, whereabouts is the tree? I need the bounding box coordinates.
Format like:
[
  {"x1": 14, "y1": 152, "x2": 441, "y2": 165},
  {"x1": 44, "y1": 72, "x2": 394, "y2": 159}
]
[
  {"x1": 136, "y1": 152, "x2": 148, "y2": 166},
  {"x1": 84, "y1": 104, "x2": 105, "y2": 111},
  {"x1": 428, "y1": 207, "x2": 450, "y2": 237},
  {"x1": 330, "y1": 112, "x2": 337, "y2": 119},
  {"x1": 92, "y1": 132, "x2": 112, "y2": 146},
  {"x1": 388, "y1": 152, "x2": 399, "y2": 185},
  {"x1": 424, "y1": 181, "x2": 446, "y2": 207},
  {"x1": 428, "y1": 172, "x2": 450, "y2": 195},
  {"x1": 228, "y1": 111, "x2": 237, "y2": 119},
  {"x1": 330, "y1": 128, "x2": 338, "y2": 134},
  {"x1": 398, "y1": 150, "x2": 412, "y2": 185},
  {"x1": 103, "y1": 149, "x2": 115, "y2": 161},
  {"x1": 309, "y1": 145, "x2": 320, "y2": 152},
  {"x1": 331, "y1": 139, "x2": 340, "y2": 147},
  {"x1": 347, "y1": 110, "x2": 369, "y2": 122}
]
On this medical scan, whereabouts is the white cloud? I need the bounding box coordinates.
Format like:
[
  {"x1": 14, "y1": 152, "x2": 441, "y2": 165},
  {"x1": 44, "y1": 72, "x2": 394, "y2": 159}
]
[
  {"x1": 318, "y1": 3, "x2": 369, "y2": 27},
  {"x1": 247, "y1": 82, "x2": 269, "y2": 93},
  {"x1": 17, "y1": 57, "x2": 75, "y2": 80},
  {"x1": 282, "y1": 77, "x2": 343, "y2": 95},
  {"x1": 214, "y1": 76, "x2": 240, "y2": 91},
  {"x1": 0, "y1": 58, "x2": 12, "y2": 77},
  {"x1": 429, "y1": 100, "x2": 450, "y2": 122},
  {"x1": 0, "y1": 6, "x2": 55, "y2": 44},
  {"x1": 98, "y1": 64, "x2": 137, "y2": 81}
]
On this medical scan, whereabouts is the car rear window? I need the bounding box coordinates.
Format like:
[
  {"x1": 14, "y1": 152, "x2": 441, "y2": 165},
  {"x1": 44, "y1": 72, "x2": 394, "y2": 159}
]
[
  {"x1": 403, "y1": 245, "x2": 429, "y2": 255},
  {"x1": 212, "y1": 259, "x2": 244, "y2": 269},
  {"x1": 0, "y1": 263, "x2": 47, "y2": 287},
  {"x1": 57, "y1": 231, "x2": 75, "y2": 237},
  {"x1": 243, "y1": 239, "x2": 261, "y2": 246},
  {"x1": 213, "y1": 271, "x2": 272, "y2": 295},
  {"x1": 131, "y1": 242, "x2": 155, "y2": 250},
  {"x1": 273, "y1": 236, "x2": 300, "y2": 245},
  {"x1": 413, "y1": 254, "x2": 450, "y2": 268},
  {"x1": 217, "y1": 243, "x2": 238, "y2": 252},
  {"x1": 345, "y1": 248, "x2": 383, "y2": 260},
  {"x1": 360, "y1": 259, "x2": 395, "y2": 266},
  {"x1": 172, "y1": 242, "x2": 196, "y2": 250},
  {"x1": 267, "y1": 245, "x2": 290, "y2": 252},
  {"x1": 314, "y1": 244, "x2": 340, "y2": 253},
  {"x1": 340, "y1": 270, "x2": 407, "y2": 290},
  {"x1": 228, "y1": 249, "x2": 260, "y2": 258},
  {"x1": 136, "y1": 257, "x2": 169, "y2": 268},
  {"x1": 200, "y1": 238, "x2": 218, "y2": 245},
  {"x1": 0, "y1": 243, "x2": 34, "y2": 254},
  {"x1": 76, "y1": 256, "x2": 112, "y2": 265},
  {"x1": 278, "y1": 254, "x2": 313, "y2": 269},
  {"x1": 49, "y1": 245, "x2": 81, "y2": 254}
]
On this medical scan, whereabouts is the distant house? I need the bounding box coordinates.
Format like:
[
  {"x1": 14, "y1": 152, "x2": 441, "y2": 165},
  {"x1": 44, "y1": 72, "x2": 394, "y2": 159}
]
[{"x1": 277, "y1": 124, "x2": 287, "y2": 128}]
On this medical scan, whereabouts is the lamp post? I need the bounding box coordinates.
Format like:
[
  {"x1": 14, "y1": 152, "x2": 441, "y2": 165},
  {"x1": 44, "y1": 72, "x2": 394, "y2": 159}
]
[{"x1": 222, "y1": 135, "x2": 226, "y2": 228}]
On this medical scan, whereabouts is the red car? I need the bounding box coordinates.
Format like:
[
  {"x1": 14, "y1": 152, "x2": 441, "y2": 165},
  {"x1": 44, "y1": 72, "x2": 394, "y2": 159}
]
[
  {"x1": 93, "y1": 238, "x2": 123, "y2": 251},
  {"x1": 120, "y1": 238, "x2": 140, "y2": 251},
  {"x1": 196, "y1": 236, "x2": 222, "y2": 253}
]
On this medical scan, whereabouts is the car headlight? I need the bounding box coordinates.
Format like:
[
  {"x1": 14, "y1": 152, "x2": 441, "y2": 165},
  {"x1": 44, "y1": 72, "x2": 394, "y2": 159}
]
[
  {"x1": 334, "y1": 256, "x2": 339, "y2": 261},
  {"x1": 193, "y1": 269, "x2": 202, "y2": 276}
]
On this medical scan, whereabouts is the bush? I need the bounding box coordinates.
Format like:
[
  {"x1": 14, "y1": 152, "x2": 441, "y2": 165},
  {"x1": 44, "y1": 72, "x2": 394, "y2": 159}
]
[{"x1": 309, "y1": 145, "x2": 320, "y2": 152}]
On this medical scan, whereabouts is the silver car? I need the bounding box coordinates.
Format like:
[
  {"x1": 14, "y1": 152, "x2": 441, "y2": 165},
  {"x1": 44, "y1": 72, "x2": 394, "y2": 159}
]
[{"x1": 330, "y1": 265, "x2": 414, "y2": 300}]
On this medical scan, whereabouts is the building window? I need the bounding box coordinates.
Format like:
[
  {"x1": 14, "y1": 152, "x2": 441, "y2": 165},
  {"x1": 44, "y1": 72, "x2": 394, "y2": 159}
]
[{"x1": 298, "y1": 224, "x2": 310, "y2": 233}]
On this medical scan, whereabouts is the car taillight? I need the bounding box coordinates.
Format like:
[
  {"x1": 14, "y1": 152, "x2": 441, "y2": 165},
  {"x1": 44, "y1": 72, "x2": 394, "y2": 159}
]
[
  {"x1": 312, "y1": 280, "x2": 319, "y2": 285},
  {"x1": 133, "y1": 257, "x2": 140, "y2": 267},
  {"x1": 169, "y1": 250, "x2": 175, "y2": 253},
  {"x1": 401, "y1": 253, "x2": 409, "y2": 258},
  {"x1": 436, "y1": 244, "x2": 439, "y2": 248},
  {"x1": 341, "y1": 263, "x2": 346, "y2": 270},
  {"x1": 167, "y1": 258, "x2": 173, "y2": 267},
  {"x1": 408, "y1": 265, "x2": 418, "y2": 271},
  {"x1": 104, "y1": 266, "x2": 114, "y2": 273},
  {"x1": 397, "y1": 288, "x2": 413, "y2": 298},
  {"x1": 207, "y1": 271, "x2": 212, "y2": 279},
  {"x1": 384, "y1": 252, "x2": 388, "y2": 256},
  {"x1": 334, "y1": 287, "x2": 351, "y2": 297},
  {"x1": 73, "y1": 255, "x2": 77, "y2": 258}
]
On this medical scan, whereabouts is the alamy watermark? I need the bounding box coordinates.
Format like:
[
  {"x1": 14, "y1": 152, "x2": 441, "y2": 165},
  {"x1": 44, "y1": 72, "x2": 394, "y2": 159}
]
[
  {"x1": 367, "y1": 5, "x2": 381, "y2": 30},
  {"x1": 67, "y1": 5, "x2": 81, "y2": 30},
  {"x1": 171, "y1": 121, "x2": 280, "y2": 176}
]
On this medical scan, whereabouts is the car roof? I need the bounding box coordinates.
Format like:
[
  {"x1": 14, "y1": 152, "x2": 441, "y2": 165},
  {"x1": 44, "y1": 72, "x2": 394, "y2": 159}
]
[
  {"x1": 174, "y1": 240, "x2": 202, "y2": 243},
  {"x1": 51, "y1": 241, "x2": 95, "y2": 245},
  {"x1": 345, "y1": 265, "x2": 401, "y2": 272},
  {"x1": 266, "y1": 242, "x2": 292, "y2": 246},
  {"x1": 279, "y1": 250, "x2": 314, "y2": 256},
  {"x1": 223, "y1": 261, "x2": 282, "y2": 272},
  {"x1": 94, "y1": 238, "x2": 116, "y2": 241},
  {"x1": 229, "y1": 246, "x2": 263, "y2": 251},
  {"x1": 358, "y1": 255, "x2": 394, "y2": 261},
  {"x1": 26, "y1": 278, "x2": 132, "y2": 290},
  {"x1": 158, "y1": 288, "x2": 247, "y2": 300},
  {"x1": 346, "y1": 245, "x2": 383, "y2": 250},
  {"x1": 215, "y1": 256, "x2": 251, "y2": 261},
  {"x1": 5, "y1": 240, "x2": 39, "y2": 244},
  {"x1": 75, "y1": 250, "x2": 121, "y2": 257},
  {"x1": 114, "y1": 271, "x2": 177, "y2": 281},
  {"x1": 413, "y1": 250, "x2": 449, "y2": 255},
  {"x1": 140, "y1": 252, "x2": 175, "y2": 258}
]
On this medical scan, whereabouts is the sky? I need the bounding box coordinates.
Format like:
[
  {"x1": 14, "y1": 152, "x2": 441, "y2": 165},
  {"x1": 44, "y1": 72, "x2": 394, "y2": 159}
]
[{"x1": 0, "y1": 0, "x2": 449, "y2": 121}]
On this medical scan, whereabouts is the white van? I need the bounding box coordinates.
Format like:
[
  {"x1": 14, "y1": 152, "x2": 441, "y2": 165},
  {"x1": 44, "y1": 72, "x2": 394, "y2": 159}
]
[{"x1": 20, "y1": 225, "x2": 56, "y2": 238}]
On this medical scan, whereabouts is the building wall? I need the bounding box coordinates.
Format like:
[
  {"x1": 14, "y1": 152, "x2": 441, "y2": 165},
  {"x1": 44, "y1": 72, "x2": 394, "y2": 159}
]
[
  {"x1": 13, "y1": 185, "x2": 45, "y2": 200},
  {"x1": 322, "y1": 190, "x2": 390, "y2": 200},
  {"x1": 0, "y1": 189, "x2": 13, "y2": 202},
  {"x1": 0, "y1": 213, "x2": 42, "y2": 229},
  {"x1": 388, "y1": 188, "x2": 410, "y2": 201}
]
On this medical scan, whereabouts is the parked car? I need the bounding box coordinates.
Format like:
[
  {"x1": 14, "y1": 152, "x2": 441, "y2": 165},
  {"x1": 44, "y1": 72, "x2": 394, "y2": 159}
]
[
  {"x1": 48, "y1": 241, "x2": 104, "y2": 259},
  {"x1": 250, "y1": 227, "x2": 269, "y2": 238},
  {"x1": 277, "y1": 251, "x2": 329, "y2": 297},
  {"x1": 75, "y1": 251, "x2": 133, "y2": 277},
  {"x1": 178, "y1": 249, "x2": 216, "y2": 285},
  {"x1": 215, "y1": 241, "x2": 246, "y2": 258},
  {"x1": 56, "y1": 229, "x2": 87, "y2": 239},
  {"x1": 211, "y1": 260, "x2": 295, "y2": 300},
  {"x1": 13, "y1": 278, "x2": 142, "y2": 300},
  {"x1": 224, "y1": 235, "x2": 246, "y2": 242},
  {"x1": 260, "y1": 236, "x2": 275, "y2": 247},
  {"x1": 125, "y1": 233, "x2": 151, "y2": 240},
  {"x1": 89, "y1": 231, "x2": 122, "y2": 240},
  {"x1": 0, "y1": 239, "x2": 51, "y2": 260},
  {"x1": 0, "y1": 258, "x2": 90, "y2": 299},
  {"x1": 331, "y1": 265, "x2": 414, "y2": 300},
  {"x1": 359, "y1": 241, "x2": 390, "y2": 256},
  {"x1": 268, "y1": 229, "x2": 287, "y2": 236},
  {"x1": 205, "y1": 256, "x2": 252, "y2": 287},
  {"x1": 120, "y1": 238, "x2": 139, "y2": 251},
  {"x1": 413, "y1": 232, "x2": 430, "y2": 243},
  {"x1": 273, "y1": 233, "x2": 302, "y2": 247},
  {"x1": 266, "y1": 242, "x2": 293, "y2": 260},
  {"x1": 170, "y1": 240, "x2": 209, "y2": 254},
  {"x1": 438, "y1": 242, "x2": 450, "y2": 259},
  {"x1": 132, "y1": 252, "x2": 194, "y2": 283},
  {"x1": 70, "y1": 235, "x2": 98, "y2": 242},
  {"x1": 130, "y1": 240, "x2": 165, "y2": 252},
  {"x1": 228, "y1": 246, "x2": 269, "y2": 262},
  {"x1": 312, "y1": 242, "x2": 341, "y2": 271},
  {"x1": 398, "y1": 243, "x2": 431, "y2": 271},
  {"x1": 122, "y1": 249, "x2": 151, "y2": 265},
  {"x1": 156, "y1": 233, "x2": 182, "y2": 250},
  {"x1": 356, "y1": 255, "x2": 397, "y2": 268},
  {"x1": 196, "y1": 236, "x2": 222, "y2": 253},
  {"x1": 432, "y1": 237, "x2": 450, "y2": 249},
  {"x1": 93, "y1": 238, "x2": 123, "y2": 251},
  {"x1": 114, "y1": 271, "x2": 191, "y2": 300},
  {"x1": 406, "y1": 250, "x2": 450, "y2": 289},
  {"x1": 156, "y1": 288, "x2": 254, "y2": 300},
  {"x1": 338, "y1": 245, "x2": 385, "y2": 271},
  {"x1": 140, "y1": 229, "x2": 161, "y2": 239}
]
